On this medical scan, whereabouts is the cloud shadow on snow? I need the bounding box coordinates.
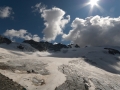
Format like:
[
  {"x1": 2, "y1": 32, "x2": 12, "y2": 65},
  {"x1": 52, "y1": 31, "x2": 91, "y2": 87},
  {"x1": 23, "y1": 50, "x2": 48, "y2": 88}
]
[{"x1": 49, "y1": 47, "x2": 120, "y2": 74}]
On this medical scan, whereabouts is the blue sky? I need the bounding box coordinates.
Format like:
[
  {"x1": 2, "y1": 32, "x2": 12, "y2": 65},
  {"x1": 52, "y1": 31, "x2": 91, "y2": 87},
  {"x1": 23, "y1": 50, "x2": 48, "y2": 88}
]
[{"x1": 0, "y1": 0, "x2": 120, "y2": 46}]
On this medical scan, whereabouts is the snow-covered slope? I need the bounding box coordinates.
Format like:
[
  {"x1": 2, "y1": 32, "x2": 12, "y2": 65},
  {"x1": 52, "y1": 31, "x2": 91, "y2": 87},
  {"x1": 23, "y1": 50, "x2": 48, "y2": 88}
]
[
  {"x1": 51, "y1": 47, "x2": 120, "y2": 74},
  {"x1": 0, "y1": 42, "x2": 37, "y2": 52},
  {"x1": 0, "y1": 44, "x2": 120, "y2": 90}
]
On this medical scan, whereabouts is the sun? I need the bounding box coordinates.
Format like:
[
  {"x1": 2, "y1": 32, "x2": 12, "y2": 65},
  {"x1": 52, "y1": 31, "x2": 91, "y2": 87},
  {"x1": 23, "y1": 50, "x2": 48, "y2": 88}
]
[
  {"x1": 81, "y1": 0, "x2": 103, "y2": 15},
  {"x1": 89, "y1": 0, "x2": 99, "y2": 7}
]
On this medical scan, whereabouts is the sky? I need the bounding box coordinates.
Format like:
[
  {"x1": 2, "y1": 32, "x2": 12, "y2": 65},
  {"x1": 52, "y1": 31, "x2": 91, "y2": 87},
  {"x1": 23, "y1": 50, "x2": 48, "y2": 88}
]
[{"x1": 0, "y1": 0, "x2": 120, "y2": 46}]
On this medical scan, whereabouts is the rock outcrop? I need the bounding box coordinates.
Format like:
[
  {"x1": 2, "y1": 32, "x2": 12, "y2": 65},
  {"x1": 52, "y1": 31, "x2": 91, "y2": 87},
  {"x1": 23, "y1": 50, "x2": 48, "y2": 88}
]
[
  {"x1": 56, "y1": 59, "x2": 120, "y2": 90},
  {"x1": 17, "y1": 44, "x2": 24, "y2": 50},
  {"x1": 104, "y1": 48, "x2": 120, "y2": 55},
  {"x1": 23, "y1": 40, "x2": 68, "y2": 51},
  {"x1": 0, "y1": 73, "x2": 26, "y2": 90},
  {"x1": 0, "y1": 35, "x2": 11, "y2": 44},
  {"x1": 75, "y1": 44, "x2": 80, "y2": 48}
]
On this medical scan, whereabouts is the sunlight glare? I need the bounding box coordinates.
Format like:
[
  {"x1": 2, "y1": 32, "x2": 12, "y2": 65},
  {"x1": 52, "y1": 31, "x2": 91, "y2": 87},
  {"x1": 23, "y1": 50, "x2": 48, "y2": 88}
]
[
  {"x1": 89, "y1": 0, "x2": 99, "y2": 7},
  {"x1": 81, "y1": 0, "x2": 103, "y2": 15}
]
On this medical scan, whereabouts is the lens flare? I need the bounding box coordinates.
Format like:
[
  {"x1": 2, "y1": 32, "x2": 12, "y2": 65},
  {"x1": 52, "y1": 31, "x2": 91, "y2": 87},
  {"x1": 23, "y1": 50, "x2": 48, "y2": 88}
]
[
  {"x1": 81, "y1": 0, "x2": 103, "y2": 15},
  {"x1": 89, "y1": 0, "x2": 99, "y2": 7}
]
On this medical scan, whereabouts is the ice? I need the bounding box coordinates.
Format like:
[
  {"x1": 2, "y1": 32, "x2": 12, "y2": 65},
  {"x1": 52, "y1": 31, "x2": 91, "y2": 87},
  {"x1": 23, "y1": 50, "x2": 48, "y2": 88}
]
[{"x1": 0, "y1": 43, "x2": 120, "y2": 90}]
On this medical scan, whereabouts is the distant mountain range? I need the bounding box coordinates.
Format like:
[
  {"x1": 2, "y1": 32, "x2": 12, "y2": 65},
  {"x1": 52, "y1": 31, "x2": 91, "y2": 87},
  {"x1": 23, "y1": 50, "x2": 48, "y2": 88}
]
[{"x1": 0, "y1": 35, "x2": 80, "y2": 52}]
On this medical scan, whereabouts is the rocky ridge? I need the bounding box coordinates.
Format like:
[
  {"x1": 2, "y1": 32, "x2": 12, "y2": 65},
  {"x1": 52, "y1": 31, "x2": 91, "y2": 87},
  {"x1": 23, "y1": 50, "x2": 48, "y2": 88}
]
[
  {"x1": 0, "y1": 73, "x2": 26, "y2": 90},
  {"x1": 23, "y1": 40, "x2": 80, "y2": 51},
  {"x1": 0, "y1": 35, "x2": 11, "y2": 44}
]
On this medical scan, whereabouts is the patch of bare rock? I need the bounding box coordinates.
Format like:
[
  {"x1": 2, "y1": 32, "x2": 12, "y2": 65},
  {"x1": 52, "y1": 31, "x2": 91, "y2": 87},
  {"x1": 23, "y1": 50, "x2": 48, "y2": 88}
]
[{"x1": 0, "y1": 73, "x2": 26, "y2": 90}]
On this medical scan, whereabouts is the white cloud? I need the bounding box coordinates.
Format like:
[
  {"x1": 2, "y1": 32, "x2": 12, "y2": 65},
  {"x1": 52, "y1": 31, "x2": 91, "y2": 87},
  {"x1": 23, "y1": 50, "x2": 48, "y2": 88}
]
[
  {"x1": 53, "y1": 42, "x2": 58, "y2": 45},
  {"x1": 3, "y1": 29, "x2": 40, "y2": 42},
  {"x1": 63, "y1": 15, "x2": 120, "y2": 46},
  {"x1": 32, "y1": 3, "x2": 70, "y2": 41},
  {"x1": 41, "y1": 7, "x2": 70, "y2": 41},
  {"x1": 31, "y1": 3, "x2": 46, "y2": 13},
  {"x1": 0, "y1": 6, "x2": 14, "y2": 18},
  {"x1": 32, "y1": 35, "x2": 41, "y2": 42}
]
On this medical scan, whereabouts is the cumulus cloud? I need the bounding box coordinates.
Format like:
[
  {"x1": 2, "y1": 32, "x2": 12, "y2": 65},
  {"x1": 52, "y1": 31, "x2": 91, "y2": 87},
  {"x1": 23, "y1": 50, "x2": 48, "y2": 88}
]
[
  {"x1": 41, "y1": 7, "x2": 70, "y2": 41},
  {"x1": 3, "y1": 29, "x2": 40, "y2": 42},
  {"x1": 0, "y1": 6, "x2": 14, "y2": 18},
  {"x1": 32, "y1": 3, "x2": 70, "y2": 41},
  {"x1": 32, "y1": 35, "x2": 41, "y2": 42},
  {"x1": 63, "y1": 15, "x2": 120, "y2": 46}
]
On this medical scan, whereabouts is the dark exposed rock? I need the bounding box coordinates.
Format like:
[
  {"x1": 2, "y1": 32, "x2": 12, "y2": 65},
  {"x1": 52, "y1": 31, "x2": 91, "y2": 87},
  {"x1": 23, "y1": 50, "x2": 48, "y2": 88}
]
[
  {"x1": 23, "y1": 40, "x2": 82, "y2": 51},
  {"x1": 53, "y1": 43, "x2": 68, "y2": 51},
  {"x1": 75, "y1": 44, "x2": 80, "y2": 48},
  {"x1": 0, "y1": 35, "x2": 11, "y2": 44},
  {"x1": 57, "y1": 64, "x2": 89, "y2": 90},
  {"x1": 23, "y1": 40, "x2": 51, "y2": 51},
  {"x1": 23, "y1": 40, "x2": 68, "y2": 51},
  {"x1": 0, "y1": 62, "x2": 14, "y2": 71},
  {"x1": 104, "y1": 48, "x2": 120, "y2": 55},
  {"x1": 27, "y1": 70, "x2": 36, "y2": 74},
  {"x1": 67, "y1": 44, "x2": 80, "y2": 48},
  {"x1": 0, "y1": 73, "x2": 26, "y2": 90},
  {"x1": 67, "y1": 44, "x2": 73, "y2": 48},
  {"x1": 56, "y1": 60, "x2": 120, "y2": 90},
  {"x1": 17, "y1": 44, "x2": 24, "y2": 50}
]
